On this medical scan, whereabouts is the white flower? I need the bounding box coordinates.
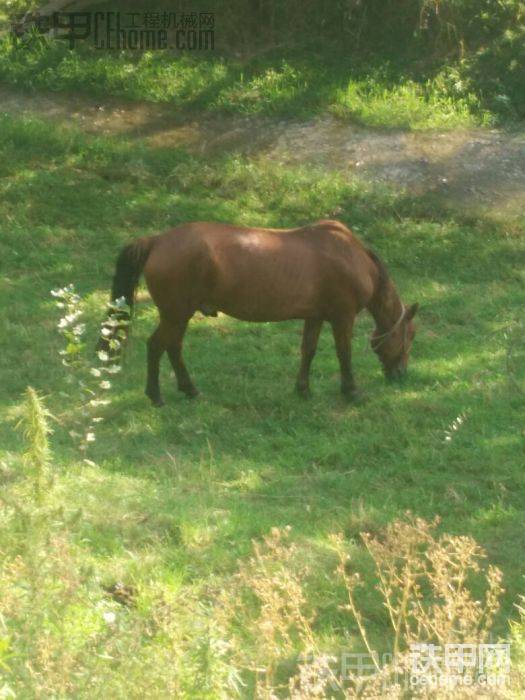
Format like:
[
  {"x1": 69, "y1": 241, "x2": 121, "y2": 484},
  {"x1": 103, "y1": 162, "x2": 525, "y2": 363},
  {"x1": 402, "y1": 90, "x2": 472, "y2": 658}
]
[
  {"x1": 65, "y1": 311, "x2": 82, "y2": 324},
  {"x1": 90, "y1": 368, "x2": 101, "y2": 377},
  {"x1": 57, "y1": 318, "x2": 69, "y2": 329},
  {"x1": 85, "y1": 432, "x2": 96, "y2": 442},
  {"x1": 100, "y1": 381, "x2": 111, "y2": 390},
  {"x1": 98, "y1": 351, "x2": 110, "y2": 362},
  {"x1": 113, "y1": 296, "x2": 128, "y2": 308},
  {"x1": 72, "y1": 324, "x2": 86, "y2": 336},
  {"x1": 101, "y1": 327, "x2": 112, "y2": 337},
  {"x1": 103, "y1": 611, "x2": 116, "y2": 624},
  {"x1": 89, "y1": 399, "x2": 110, "y2": 407},
  {"x1": 106, "y1": 364, "x2": 121, "y2": 374}
]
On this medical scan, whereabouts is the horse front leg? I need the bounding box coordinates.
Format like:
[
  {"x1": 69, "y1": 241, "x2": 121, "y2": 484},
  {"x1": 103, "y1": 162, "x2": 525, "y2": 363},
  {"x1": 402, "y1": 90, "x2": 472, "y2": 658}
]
[
  {"x1": 164, "y1": 317, "x2": 199, "y2": 398},
  {"x1": 330, "y1": 316, "x2": 359, "y2": 401},
  {"x1": 296, "y1": 318, "x2": 323, "y2": 397}
]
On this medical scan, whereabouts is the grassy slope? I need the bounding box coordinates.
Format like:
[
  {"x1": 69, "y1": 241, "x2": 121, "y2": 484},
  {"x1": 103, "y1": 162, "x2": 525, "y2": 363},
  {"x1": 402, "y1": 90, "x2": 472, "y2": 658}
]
[
  {"x1": 2, "y1": 0, "x2": 524, "y2": 133},
  {"x1": 0, "y1": 37, "x2": 497, "y2": 129},
  {"x1": 0, "y1": 107, "x2": 524, "y2": 694}
]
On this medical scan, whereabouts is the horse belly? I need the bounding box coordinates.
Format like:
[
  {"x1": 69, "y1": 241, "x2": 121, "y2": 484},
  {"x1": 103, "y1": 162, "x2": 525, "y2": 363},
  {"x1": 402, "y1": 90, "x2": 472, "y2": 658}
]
[{"x1": 213, "y1": 264, "x2": 320, "y2": 322}]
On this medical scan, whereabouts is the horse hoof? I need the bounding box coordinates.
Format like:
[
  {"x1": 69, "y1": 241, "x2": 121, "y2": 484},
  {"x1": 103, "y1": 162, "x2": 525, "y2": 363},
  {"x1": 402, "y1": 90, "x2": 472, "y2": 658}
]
[
  {"x1": 146, "y1": 392, "x2": 165, "y2": 407},
  {"x1": 296, "y1": 384, "x2": 311, "y2": 399},
  {"x1": 342, "y1": 388, "x2": 362, "y2": 404},
  {"x1": 180, "y1": 386, "x2": 199, "y2": 399}
]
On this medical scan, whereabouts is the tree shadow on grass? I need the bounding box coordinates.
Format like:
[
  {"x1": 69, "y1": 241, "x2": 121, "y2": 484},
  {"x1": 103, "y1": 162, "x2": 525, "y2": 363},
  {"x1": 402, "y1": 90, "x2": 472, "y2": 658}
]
[
  {"x1": 1, "y1": 108, "x2": 523, "y2": 634},
  {"x1": 75, "y1": 315, "x2": 525, "y2": 632}
]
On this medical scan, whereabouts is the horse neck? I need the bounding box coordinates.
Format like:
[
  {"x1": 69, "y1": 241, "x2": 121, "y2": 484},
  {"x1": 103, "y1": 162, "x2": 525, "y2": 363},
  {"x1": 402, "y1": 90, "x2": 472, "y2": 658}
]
[{"x1": 368, "y1": 273, "x2": 404, "y2": 332}]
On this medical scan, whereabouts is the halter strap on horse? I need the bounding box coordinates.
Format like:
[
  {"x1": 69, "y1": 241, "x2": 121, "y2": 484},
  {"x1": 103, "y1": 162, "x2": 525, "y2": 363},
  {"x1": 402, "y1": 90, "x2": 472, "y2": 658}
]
[{"x1": 368, "y1": 306, "x2": 407, "y2": 351}]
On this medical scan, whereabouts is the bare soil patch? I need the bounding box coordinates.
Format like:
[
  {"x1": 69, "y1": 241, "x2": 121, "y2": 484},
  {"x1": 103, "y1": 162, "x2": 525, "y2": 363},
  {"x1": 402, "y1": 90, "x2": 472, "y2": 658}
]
[{"x1": 2, "y1": 85, "x2": 524, "y2": 217}]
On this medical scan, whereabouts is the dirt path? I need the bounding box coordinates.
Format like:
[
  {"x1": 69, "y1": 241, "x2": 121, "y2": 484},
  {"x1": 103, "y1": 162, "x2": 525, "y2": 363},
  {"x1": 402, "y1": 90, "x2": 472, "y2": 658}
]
[{"x1": 2, "y1": 85, "x2": 524, "y2": 217}]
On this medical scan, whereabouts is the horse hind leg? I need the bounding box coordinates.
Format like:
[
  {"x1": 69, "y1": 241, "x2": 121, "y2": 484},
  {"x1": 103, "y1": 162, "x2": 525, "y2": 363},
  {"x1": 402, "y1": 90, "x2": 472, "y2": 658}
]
[
  {"x1": 164, "y1": 317, "x2": 199, "y2": 399},
  {"x1": 145, "y1": 325, "x2": 166, "y2": 407},
  {"x1": 296, "y1": 318, "x2": 323, "y2": 397}
]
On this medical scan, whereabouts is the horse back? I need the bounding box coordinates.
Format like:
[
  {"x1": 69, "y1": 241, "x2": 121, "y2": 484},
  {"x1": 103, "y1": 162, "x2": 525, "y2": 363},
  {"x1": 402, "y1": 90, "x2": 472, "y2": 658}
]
[{"x1": 144, "y1": 221, "x2": 377, "y2": 321}]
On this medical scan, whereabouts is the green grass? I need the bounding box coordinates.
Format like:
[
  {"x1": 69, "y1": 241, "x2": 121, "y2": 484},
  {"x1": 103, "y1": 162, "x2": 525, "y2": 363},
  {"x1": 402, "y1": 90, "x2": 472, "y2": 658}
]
[
  {"x1": 0, "y1": 36, "x2": 501, "y2": 129},
  {"x1": 0, "y1": 110, "x2": 524, "y2": 696},
  {"x1": 332, "y1": 77, "x2": 493, "y2": 129},
  {"x1": 2, "y1": 0, "x2": 524, "y2": 129}
]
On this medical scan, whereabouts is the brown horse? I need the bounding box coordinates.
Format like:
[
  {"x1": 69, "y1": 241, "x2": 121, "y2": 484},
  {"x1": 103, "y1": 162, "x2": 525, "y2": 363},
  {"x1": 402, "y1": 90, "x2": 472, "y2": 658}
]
[{"x1": 102, "y1": 220, "x2": 418, "y2": 406}]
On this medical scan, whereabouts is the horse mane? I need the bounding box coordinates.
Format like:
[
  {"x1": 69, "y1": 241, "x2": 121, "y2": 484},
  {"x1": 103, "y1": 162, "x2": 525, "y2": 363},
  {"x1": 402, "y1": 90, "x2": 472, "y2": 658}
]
[{"x1": 366, "y1": 248, "x2": 390, "y2": 297}]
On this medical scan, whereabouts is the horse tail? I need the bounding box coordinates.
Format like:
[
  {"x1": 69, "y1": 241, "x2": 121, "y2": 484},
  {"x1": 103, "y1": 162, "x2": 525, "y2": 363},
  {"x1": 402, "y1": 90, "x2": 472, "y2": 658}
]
[
  {"x1": 111, "y1": 236, "x2": 155, "y2": 312},
  {"x1": 98, "y1": 236, "x2": 155, "y2": 352}
]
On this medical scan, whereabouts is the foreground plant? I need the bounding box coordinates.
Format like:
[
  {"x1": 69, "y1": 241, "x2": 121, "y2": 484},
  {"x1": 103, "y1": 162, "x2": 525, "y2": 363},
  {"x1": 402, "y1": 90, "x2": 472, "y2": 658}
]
[
  {"x1": 0, "y1": 389, "x2": 83, "y2": 696},
  {"x1": 221, "y1": 517, "x2": 509, "y2": 698},
  {"x1": 331, "y1": 515, "x2": 506, "y2": 697},
  {"x1": 219, "y1": 526, "x2": 338, "y2": 696},
  {"x1": 50, "y1": 285, "x2": 128, "y2": 451},
  {"x1": 0, "y1": 389, "x2": 243, "y2": 699}
]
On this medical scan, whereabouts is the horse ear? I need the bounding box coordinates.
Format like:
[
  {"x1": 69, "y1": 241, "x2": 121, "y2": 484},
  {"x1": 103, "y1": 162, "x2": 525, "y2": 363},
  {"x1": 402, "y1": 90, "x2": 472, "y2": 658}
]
[{"x1": 405, "y1": 303, "x2": 419, "y2": 322}]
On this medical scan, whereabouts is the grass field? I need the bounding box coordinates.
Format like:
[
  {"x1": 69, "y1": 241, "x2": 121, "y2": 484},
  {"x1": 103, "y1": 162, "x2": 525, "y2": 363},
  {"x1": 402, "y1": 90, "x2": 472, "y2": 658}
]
[
  {"x1": 1, "y1": 88, "x2": 524, "y2": 695},
  {"x1": 0, "y1": 37, "x2": 500, "y2": 129}
]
